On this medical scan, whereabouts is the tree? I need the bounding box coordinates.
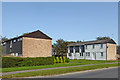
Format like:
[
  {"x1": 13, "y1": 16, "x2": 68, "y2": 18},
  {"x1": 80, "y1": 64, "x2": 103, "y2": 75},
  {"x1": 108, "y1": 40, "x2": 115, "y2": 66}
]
[
  {"x1": 76, "y1": 40, "x2": 82, "y2": 43},
  {"x1": 53, "y1": 39, "x2": 67, "y2": 55},
  {"x1": 23, "y1": 33, "x2": 29, "y2": 35},
  {"x1": 65, "y1": 41, "x2": 75, "y2": 46},
  {"x1": 1, "y1": 36, "x2": 8, "y2": 42},
  {"x1": 53, "y1": 39, "x2": 82, "y2": 56},
  {"x1": 96, "y1": 36, "x2": 111, "y2": 40},
  {"x1": 0, "y1": 36, "x2": 8, "y2": 55}
]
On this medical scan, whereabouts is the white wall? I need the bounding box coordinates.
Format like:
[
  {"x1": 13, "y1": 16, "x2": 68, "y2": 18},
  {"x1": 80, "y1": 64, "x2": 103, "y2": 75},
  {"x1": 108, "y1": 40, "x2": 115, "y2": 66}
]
[
  {"x1": 85, "y1": 44, "x2": 106, "y2": 60},
  {"x1": 85, "y1": 44, "x2": 106, "y2": 53},
  {"x1": 67, "y1": 43, "x2": 107, "y2": 60}
]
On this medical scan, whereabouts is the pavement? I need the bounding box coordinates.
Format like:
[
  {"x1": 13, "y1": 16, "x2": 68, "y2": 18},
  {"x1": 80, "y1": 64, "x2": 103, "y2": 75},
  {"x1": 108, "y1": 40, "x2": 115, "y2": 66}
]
[{"x1": 2, "y1": 62, "x2": 118, "y2": 76}]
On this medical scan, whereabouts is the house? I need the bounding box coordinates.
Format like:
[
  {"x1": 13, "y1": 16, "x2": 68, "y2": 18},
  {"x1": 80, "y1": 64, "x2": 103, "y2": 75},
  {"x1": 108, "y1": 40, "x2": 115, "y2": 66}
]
[
  {"x1": 2, "y1": 30, "x2": 52, "y2": 57},
  {"x1": 117, "y1": 45, "x2": 120, "y2": 60},
  {"x1": 67, "y1": 39, "x2": 117, "y2": 60},
  {"x1": 117, "y1": 45, "x2": 120, "y2": 54}
]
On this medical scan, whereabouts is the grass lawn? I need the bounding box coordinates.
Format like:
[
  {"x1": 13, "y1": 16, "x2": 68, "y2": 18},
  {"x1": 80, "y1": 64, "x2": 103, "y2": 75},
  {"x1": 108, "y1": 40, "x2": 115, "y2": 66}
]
[
  {"x1": 2, "y1": 63, "x2": 118, "y2": 78},
  {"x1": 2, "y1": 59, "x2": 118, "y2": 72}
]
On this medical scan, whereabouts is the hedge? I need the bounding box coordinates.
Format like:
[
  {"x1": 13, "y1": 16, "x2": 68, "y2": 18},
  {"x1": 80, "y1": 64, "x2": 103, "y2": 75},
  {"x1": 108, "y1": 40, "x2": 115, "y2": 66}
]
[{"x1": 2, "y1": 57, "x2": 54, "y2": 68}]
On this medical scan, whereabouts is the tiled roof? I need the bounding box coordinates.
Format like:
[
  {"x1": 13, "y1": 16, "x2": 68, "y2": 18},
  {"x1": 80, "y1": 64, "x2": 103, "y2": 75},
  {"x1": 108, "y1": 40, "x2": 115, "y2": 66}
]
[
  {"x1": 2, "y1": 30, "x2": 52, "y2": 43},
  {"x1": 68, "y1": 39, "x2": 116, "y2": 46}
]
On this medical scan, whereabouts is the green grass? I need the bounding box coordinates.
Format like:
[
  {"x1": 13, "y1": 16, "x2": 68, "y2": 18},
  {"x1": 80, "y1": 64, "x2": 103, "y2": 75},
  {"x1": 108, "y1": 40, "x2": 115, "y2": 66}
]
[
  {"x1": 2, "y1": 59, "x2": 118, "y2": 72},
  {"x1": 2, "y1": 63, "x2": 118, "y2": 78}
]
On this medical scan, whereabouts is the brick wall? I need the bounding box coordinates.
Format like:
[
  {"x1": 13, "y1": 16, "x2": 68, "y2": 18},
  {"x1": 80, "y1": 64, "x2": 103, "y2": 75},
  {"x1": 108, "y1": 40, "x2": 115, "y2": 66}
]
[
  {"x1": 22, "y1": 37, "x2": 52, "y2": 57},
  {"x1": 106, "y1": 43, "x2": 117, "y2": 60}
]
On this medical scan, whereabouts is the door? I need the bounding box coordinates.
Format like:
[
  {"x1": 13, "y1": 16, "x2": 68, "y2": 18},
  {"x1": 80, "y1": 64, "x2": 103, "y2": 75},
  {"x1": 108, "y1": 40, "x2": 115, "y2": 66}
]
[
  {"x1": 74, "y1": 53, "x2": 77, "y2": 59},
  {"x1": 92, "y1": 52, "x2": 96, "y2": 60}
]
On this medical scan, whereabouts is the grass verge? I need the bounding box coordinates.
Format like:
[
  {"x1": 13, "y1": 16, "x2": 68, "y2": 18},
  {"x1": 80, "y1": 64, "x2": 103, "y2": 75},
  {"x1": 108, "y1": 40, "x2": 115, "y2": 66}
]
[
  {"x1": 2, "y1": 63, "x2": 118, "y2": 78},
  {"x1": 2, "y1": 59, "x2": 118, "y2": 72}
]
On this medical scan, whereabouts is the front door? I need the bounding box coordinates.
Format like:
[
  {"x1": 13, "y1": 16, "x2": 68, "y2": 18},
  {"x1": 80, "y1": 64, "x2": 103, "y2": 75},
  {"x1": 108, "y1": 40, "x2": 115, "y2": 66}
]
[
  {"x1": 74, "y1": 53, "x2": 77, "y2": 59},
  {"x1": 92, "y1": 52, "x2": 96, "y2": 60}
]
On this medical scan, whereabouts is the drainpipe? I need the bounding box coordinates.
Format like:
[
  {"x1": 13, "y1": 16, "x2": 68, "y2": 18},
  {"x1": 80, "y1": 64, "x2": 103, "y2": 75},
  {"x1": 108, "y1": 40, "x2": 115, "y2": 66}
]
[
  {"x1": 106, "y1": 43, "x2": 107, "y2": 60},
  {"x1": 73, "y1": 46, "x2": 75, "y2": 59},
  {"x1": 84, "y1": 45, "x2": 85, "y2": 59}
]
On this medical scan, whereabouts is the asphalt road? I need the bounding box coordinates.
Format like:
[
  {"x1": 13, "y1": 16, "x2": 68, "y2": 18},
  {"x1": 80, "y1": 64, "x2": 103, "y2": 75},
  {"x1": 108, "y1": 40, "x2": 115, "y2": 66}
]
[
  {"x1": 50, "y1": 67, "x2": 119, "y2": 78},
  {"x1": 2, "y1": 67, "x2": 119, "y2": 80}
]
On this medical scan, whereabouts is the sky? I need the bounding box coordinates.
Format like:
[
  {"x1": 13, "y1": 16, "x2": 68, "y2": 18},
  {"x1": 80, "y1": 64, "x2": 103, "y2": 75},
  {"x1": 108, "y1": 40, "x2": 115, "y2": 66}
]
[{"x1": 2, "y1": 2, "x2": 118, "y2": 44}]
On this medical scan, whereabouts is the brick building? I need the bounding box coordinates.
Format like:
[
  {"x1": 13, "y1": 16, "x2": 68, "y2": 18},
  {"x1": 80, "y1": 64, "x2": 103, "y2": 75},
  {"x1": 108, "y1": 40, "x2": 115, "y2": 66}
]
[{"x1": 2, "y1": 30, "x2": 52, "y2": 57}]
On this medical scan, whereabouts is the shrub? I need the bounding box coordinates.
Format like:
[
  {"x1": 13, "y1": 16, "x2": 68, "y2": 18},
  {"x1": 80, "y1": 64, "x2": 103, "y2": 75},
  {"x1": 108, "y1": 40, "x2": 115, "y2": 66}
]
[
  {"x1": 65, "y1": 58, "x2": 70, "y2": 63},
  {"x1": 63, "y1": 56, "x2": 66, "y2": 63},
  {"x1": 56, "y1": 57, "x2": 59, "y2": 63},
  {"x1": 54, "y1": 58, "x2": 56, "y2": 63},
  {"x1": 2, "y1": 57, "x2": 54, "y2": 68},
  {"x1": 59, "y1": 57, "x2": 63, "y2": 63}
]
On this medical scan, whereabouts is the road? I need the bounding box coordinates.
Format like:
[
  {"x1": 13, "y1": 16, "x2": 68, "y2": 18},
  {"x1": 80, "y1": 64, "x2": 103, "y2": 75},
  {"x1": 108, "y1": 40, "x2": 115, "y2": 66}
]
[
  {"x1": 2, "y1": 67, "x2": 119, "y2": 80},
  {"x1": 50, "y1": 67, "x2": 119, "y2": 78}
]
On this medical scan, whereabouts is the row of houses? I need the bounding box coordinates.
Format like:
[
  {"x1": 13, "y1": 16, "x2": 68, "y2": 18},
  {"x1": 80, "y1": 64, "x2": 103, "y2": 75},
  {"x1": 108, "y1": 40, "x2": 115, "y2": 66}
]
[
  {"x1": 1, "y1": 30, "x2": 118, "y2": 60},
  {"x1": 67, "y1": 39, "x2": 116, "y2": 60}
]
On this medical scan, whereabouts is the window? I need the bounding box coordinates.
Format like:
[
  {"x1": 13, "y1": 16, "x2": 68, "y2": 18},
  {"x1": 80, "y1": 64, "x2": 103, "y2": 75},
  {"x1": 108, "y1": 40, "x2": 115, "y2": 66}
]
[
  {"x1": 81, "y1": 45, "x2": 85, "y2": 52},
  {"x1": 93, "y1": 44, "x2": 95, "y2": 49},
  {"x1": 20, "y1": 38, "x2": 22, "y2": 40},
  {"x1": 80, "y1": 53, "x2": 81, "y2": 56},
  {"x1": 10, "y1": 41, "x2": 12, "y2": 44},
  {"x1": 75, "y1": 46, "x2": 79, "y2": 53},
  {"x1": 86, "y1": 53, "x2": 88, "y2": 56},
  {"x1": 70, "y1": 46, "x2": 73, "y2": 53},
  {"x1": 80, "y1": 53, "x2": 83, "y2": 56},
  {"x1": 2, "y1": 42, "x2": 6, "y2": 45},
  {"x1": 18, "y1": 38, "x2": 22, "y2": 41},
  {"x1": 10, "y1": 44, "x2": 12, "y2": 48},
  {"x1": 85, "y1": 45, "x2": 87, "y2": 49},
  {"x1": 10, "y1": 49, "x2": 12, "y2": 52},
  {"x1": 13, "y1": 40, "x2": 16, "y2": 43},
  {"x1": 15, "y1": 53, "x2": 18, "y2": 56},
  {"x1": 101, "y1": 52, "x2": 103, "y2": 56},
  {"x1": 69, "y1": 53, "x2": 72, "y2": 56},
  {"x1": 88, "y1": 52, "x2": 90, "y2": 56},
  {"x1": 18, "y1": 38, "x2": 20, "y2": 41},
  {"x1": 101, "y1": 44, "x2": 103, "y2": 48},
  {"x1": 81, "y1": 53, "x2": 83, "y2": 56},
  {"x1": 86, "y1": 52, "x2": 90, "y2": 56}
]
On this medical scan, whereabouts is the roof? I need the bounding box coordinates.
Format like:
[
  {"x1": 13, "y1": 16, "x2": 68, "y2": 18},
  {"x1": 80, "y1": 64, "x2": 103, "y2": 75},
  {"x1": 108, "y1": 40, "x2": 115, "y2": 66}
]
[
  {"x1": 2, "y1": 30, "x2": 52, "y2": 43},
  {"x1": 67, "y1": 39, "x2": 116, "y2": 46}
]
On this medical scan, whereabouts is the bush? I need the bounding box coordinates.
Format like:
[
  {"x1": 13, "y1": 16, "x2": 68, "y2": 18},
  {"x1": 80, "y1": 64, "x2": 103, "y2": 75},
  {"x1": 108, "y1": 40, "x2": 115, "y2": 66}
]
[
  {"x1": 2, "y1": 57, "x2": 54, "y2": 68},
  {"x1": 56, "y1": 57, "x2": 59, "y2": 63},
  {"x1": 65, "y1": 58, "x2": 70, "y2": 63},
  {"x1": 63, "y1": 56, "x2": 66, "y2": 63},
  {"x1": 59, "y1": 57, "x2": 63, "y2": 63},
  {"x1": 54, "y1": 58, "x2": 56, "y2": 63}
]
